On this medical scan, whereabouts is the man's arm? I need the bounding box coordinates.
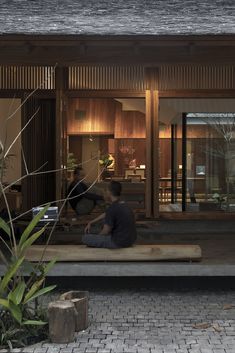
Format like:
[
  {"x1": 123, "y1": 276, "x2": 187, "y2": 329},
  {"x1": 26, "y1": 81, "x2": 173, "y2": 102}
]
[
  {"x1": 99, "y1": 224, "x2": 112, "y2": 235},
  {"x1": 84, "y1": 213, "x2": 105, "y2": 233},
  {"x1": 85, "y1": 191, "x2": 104, "y2": 201}
]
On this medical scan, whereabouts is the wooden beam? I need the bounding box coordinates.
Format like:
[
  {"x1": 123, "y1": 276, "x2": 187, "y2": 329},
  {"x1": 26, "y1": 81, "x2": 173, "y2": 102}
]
[
  {"x1": 67, "y1": 90, "x2": 145, "y2": 98},
  {"x1": 145, "y1": 68, "x2": 160, "y2": 218},
  {"x1": 145, "y1": 90, "x2": 152, "y2": 218},
  {"x1": 25, "y1": 244, "x2": 202, "y2": 262},
  {"x1": 153, "y1": 90, "x2": 159, "y2": 218},
  {"x1": 2, "y1": 37, "x2": 235, "y2": 65},
  {"x1": 55, "y1": 67, "x2": 68, "y2": 205},
  {"x1": 159, "y1": 89, "x2": 235, "y2": 98}
]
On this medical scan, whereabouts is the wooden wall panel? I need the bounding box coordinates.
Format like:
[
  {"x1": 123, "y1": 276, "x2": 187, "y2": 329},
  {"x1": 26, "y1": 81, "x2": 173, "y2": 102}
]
[
  {"x1": 0, "y1": 66, "x2": 55, "y2": 90},
  {"x1": 160, "y1": 125, "x2": 221, "y2": 138},
  {"x1": 159, "y1": 65, "x2": 235, "y2": 90},
  {"x1": 69, "y1": 65, "x2": 146, "y2": 90},
  {"x1": 21, "y1": 97, "x2": 56, "y2": 211},
  {"x1": 115, "y1": 110, "x2": 146, "y2": 138},
  {"x1": 67, "y1": 98, "x2": 116, "y2": 135}
]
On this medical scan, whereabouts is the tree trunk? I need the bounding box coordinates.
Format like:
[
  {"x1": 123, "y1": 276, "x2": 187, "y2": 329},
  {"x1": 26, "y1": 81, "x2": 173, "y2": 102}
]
[
  {"x1": 48, "y1": 300, "x2": 76, "y2": 343},
  {"x1": 60, "y1": 291, "x2": 89, "y2": 332}
]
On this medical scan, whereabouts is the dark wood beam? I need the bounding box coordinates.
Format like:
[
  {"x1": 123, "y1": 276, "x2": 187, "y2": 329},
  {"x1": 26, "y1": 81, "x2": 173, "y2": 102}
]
[{"x1": 1, "y1": 35, "x2": 235, "y2": 65}]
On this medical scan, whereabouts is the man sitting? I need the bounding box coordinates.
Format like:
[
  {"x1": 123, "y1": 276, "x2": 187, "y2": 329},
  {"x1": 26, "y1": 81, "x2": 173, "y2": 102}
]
[
  {"x1": 83, "y1": 181, "x2": 137, "y2": 249},
  {"x1": 68, "y1": 167, "x2": 104, "y2": 216}
]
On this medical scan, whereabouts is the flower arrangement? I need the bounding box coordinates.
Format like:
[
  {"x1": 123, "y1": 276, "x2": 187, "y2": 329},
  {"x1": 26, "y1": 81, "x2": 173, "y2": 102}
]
[{"x1": 99, "y1": 154, "x2": 114, "y2": 168}]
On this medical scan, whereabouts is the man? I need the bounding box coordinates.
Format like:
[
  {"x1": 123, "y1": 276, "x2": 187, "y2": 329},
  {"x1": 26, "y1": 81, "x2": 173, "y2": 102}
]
[
  {"x1": 68, "y1": 166, "x2": 104, "y2": 215},
  {"x1": 83, "y1": 181, "x2": 137, "y2": 248}
]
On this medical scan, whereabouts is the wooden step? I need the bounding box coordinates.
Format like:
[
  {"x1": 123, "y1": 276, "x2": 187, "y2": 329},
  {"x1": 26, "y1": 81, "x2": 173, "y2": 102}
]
[{"x1": 25, "y1": 244, "x2": 202, "y2": 262}]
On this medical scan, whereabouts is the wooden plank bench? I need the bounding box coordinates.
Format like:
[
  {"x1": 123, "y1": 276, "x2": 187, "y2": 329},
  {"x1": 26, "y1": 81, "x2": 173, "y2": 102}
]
[{"x1": 25, "y1": 244, "x2": 202, "y2": 262}]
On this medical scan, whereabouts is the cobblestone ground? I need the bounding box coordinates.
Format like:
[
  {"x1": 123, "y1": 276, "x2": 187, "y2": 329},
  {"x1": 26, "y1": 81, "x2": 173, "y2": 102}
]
[{"x1": 2, "y1": 291, "x2": 235, "y2": 353}]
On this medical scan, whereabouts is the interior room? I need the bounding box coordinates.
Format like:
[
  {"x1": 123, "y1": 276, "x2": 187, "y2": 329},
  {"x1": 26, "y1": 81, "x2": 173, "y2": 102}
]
[
  {"x1": 67, "y1": 97, "x2": 146, "y2": 211},
  {"x1": 159, "y1": 98, "x2": 235, "y2": 212}
]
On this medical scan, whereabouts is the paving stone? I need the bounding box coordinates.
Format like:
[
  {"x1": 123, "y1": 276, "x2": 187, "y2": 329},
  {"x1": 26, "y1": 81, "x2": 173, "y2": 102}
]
[{"x1": 2, "y1": 291, "x2": 235, "y2": 353}]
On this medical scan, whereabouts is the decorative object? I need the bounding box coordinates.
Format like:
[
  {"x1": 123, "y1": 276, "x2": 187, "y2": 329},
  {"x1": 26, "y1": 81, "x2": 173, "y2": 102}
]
[
  {"x1": 67, "y1": 152, "x2": 78, "y2": 171},
  {"x1": 99, "y1": 154, "x2": 114, "y2": 168},
  {"x1": 212, "y1": 193, "x2": 227, "y2": 209},
  {"x1": 48, "y1": 300, "x2": 76, "y2": 343},
  {"x1": 60, "y1": 291, "x2": 89, "y2": 332}
]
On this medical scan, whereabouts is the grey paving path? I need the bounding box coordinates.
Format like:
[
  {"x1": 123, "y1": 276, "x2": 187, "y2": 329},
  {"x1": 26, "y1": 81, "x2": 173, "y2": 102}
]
[{"x1": 2, "y1": 291, "x2": 235, "y2": 353}]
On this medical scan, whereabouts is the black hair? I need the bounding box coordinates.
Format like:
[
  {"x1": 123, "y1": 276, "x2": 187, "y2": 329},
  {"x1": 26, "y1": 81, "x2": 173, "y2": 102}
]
[
  {"x1": 108, "y1": 180, "x2": 122, "y2": 197},
  {"x1": 74, "y1": 166, "x2": 83, "y2": 176}
]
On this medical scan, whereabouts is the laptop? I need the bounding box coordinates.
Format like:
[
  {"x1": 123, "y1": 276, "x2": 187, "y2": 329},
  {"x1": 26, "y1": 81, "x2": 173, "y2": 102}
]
[{"x1": 32, "y1": 206, "x2": 59, "y2": 224}]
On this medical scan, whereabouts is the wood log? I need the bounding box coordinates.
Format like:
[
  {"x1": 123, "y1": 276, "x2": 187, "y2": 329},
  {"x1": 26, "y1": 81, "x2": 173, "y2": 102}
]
[
  {"x1": 25, "y1": 244, "x2": 202, "y2": 262},
  {"x1": 60, "y1": 291, "x2": 89, "y2": 332},
  {"x1": 48, "y1": 300, "x2": 76, "y2": 343}
]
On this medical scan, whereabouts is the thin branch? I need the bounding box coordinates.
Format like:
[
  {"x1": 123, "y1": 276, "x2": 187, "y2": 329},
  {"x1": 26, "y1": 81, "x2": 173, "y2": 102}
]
[
  {"x1": 0, "y1": 181, "x2": 17, "y2": 256},
  {"x1": 26, "y1": 160, "x2": 106, "y2": 286},
  {"x1": 21, "y1": 144, "x2": 29, "y2": 175},
  {"x1": 3, "y1": 154, "x2": 99, "y2": 192},
  {"x1": 36, "y1": 162, "x2": 107, "y2": 275},
  {"x1": 4, "y1": 107, "x2": 40, "y2": 158},
  {"x1": 5, "y1": 64, "x2": 57, "y2": 124}
]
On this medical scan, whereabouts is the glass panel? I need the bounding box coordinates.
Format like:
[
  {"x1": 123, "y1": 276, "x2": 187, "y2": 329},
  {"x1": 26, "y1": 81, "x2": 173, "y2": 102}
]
[
  {"x1": 185, "y1": 113, "x2": 235, "y2": 212},
  {"x1": 159, "y1": 122, "x2": 182, "y2": 212},
  {"x1": 67, "y1": 97, "x2": 146, "y2": 213}
]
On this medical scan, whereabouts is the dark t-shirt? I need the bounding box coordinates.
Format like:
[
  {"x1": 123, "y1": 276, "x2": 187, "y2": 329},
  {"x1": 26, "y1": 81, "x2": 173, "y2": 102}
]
[
  {"x1": 68, "y1": 180, "x2": 103, "y2": 210},
  {"x1": 104, "y1": 201, "x2": 137, "y2": 247}
]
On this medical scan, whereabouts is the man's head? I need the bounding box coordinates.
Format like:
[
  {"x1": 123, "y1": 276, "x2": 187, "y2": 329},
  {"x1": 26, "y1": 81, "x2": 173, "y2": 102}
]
[
  {"x1": 73, "y1": 166, "x2": 85, "y2": 180},
  {"x1": 106, "y1": 181, "x2": 122, "y2": 201}
]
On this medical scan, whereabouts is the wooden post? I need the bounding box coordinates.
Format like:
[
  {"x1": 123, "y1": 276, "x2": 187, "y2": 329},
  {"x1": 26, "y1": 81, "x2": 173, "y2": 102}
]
[
  {"x1": 55, "y1": 67, "x2": 68, "y2": 206},
  {"x1": 60, "y1": 291, "x2": 89, "y2": 332},
  {"x1": 48, "y1": 300, "x2": 76, "y2": 343},
  {"x1": 153, "y1": 90, "x2": 159, "y2": 218},
  {"x1": 145, "y1": 68, "x2": 160, "y2": 218}
]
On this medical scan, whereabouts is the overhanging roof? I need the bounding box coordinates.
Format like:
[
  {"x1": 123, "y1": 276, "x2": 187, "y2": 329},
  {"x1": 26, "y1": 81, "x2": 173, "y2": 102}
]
[{"x1": 0, "y1": 0, "x2": 235, "y2": 35}]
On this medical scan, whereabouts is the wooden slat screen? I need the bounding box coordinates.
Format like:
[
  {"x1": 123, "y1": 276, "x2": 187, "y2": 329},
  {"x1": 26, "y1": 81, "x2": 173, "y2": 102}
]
[
  {"x1": 158, "y1": 65, "x2": 235, "y2": 90},
  {"x1": 21, "y1": 97, "x2": 56, "y2": 211},
  {"x1": 0, "y1": 66, "x2": 55, "y2": 90},
  {"x1": 68, "y1": 65, "x2": 146, "y2": 90}
]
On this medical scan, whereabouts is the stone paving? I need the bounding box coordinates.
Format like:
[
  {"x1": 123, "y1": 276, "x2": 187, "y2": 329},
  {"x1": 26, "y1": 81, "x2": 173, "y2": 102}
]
[{"x1": 2, "y1": 291, "x2": 235, "y2": 353}]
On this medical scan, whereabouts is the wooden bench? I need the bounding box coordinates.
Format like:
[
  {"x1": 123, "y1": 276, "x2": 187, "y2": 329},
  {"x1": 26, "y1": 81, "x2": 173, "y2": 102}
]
[{"x1": 25, "y1": 244, "x2": 202, "y2": 262}]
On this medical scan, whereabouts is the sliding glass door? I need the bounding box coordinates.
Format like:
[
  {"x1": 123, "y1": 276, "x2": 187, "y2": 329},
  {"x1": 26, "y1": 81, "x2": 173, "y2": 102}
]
[{"x1": 183, "y1": 113, "x2": 235, "y2": 212}]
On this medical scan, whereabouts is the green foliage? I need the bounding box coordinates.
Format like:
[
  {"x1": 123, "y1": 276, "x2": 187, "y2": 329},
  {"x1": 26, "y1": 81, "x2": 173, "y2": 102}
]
[
  {"x1": 99, "y1": 154, "x2": 113, "y2": 168},
  {"x1": 67, "y1": 152, "x2": 78, "y2": 171},
  {"x1": 0, "y1": 205, "x2": 57, "y2": 349}
]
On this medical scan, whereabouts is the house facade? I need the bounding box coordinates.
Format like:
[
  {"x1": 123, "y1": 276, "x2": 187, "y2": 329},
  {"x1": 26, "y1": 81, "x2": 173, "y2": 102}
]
[{"x1": 1, "y1": 31, "x2": 235, "y2": 219}]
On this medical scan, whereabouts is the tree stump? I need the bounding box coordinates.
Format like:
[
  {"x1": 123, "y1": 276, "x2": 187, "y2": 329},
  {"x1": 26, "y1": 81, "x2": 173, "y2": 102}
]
[
  {"x1": 60, "y1": 291, "x2": 89, "y2": 332},
  {"x1": 48, "y1": 300, "x2": 76, "y2": 343}
]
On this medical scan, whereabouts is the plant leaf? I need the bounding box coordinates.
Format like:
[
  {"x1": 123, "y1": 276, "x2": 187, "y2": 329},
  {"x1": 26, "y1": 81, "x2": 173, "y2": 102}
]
[
  {"x1": 8, "y1": 301, "x2": 22, "y2": 324},
  {"x1": 0, "y1": 217, "x2": 10, "y2": 237},
  {"x1": 20, "y1": 225, "x2": 47, "y2": 253},
  {"x1": 23, "y1": 285, "x2": 56, "y2": 304},
  {"x1": 0, "y1": 298, "x2": 9, "y2": 309},
  {"x1": 43, "y1": 258, "x2": 57, "y2": 276},
  {"x1": 19, "y1": 205, "x2": 50, "y2": 248},
  {"x1": 0, "y1": 257, "x2": 25, "y2": 295},
  {"x1": 22, "y1": 320, "x2": 47, "y2": 326},
  {"x1": 23, "y1": 278, "x2": 44, "y2": 303},
  {"x1": 8, "y1": 281, "x2": 26, "y2": 305}
]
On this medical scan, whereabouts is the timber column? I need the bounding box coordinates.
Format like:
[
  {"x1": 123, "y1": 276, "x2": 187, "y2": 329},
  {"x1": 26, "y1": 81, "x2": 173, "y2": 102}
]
[
  {"x1": 145, "y1": 68, "x2": 159, "y2": 218},
  {"x1": 55, "y1": 66, "x2": 68, "y2": 206}
]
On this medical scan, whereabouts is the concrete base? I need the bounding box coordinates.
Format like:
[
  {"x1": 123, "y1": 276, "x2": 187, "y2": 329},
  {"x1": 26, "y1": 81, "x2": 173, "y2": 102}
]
[{"x1": 1, "y1": 262, "x2": 235, "y2": 277}]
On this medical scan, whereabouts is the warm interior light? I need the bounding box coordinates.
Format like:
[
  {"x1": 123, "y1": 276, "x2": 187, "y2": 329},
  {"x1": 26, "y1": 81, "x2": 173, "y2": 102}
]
[{"x1": 178, "y1": 165, "x2": 182, "y2": 170}]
